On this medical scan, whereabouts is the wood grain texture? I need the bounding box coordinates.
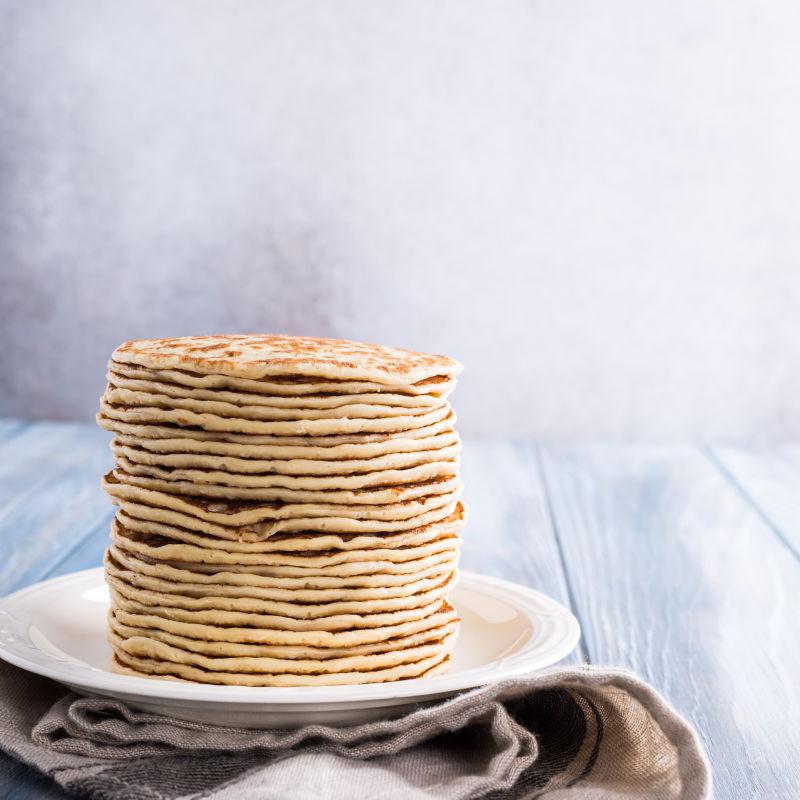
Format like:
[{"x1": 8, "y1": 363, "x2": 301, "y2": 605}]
[
  {"x1": 539, "y1": 444, "x2": 800, "y2": 799},
  {"x1": 0, "y1": 423, "x2": 113, "y2": 594},
  {"x1": 710, "y1": 445, "x2": 800, "y2": 560},
  {"x1": 458, "y1": 440, "x2": 584, "y2": 664},
  {"x1": 0, "y1": 422, "x2": 112, "y2": 800}
]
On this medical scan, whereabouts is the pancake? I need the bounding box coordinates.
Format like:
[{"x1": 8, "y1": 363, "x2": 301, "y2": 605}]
[
  {"x1": 110, "y1": 462, "x2": 460, "y2": 499},
  {"x1": 111, "y1": 650, "x2": 453, "y2": 686},
  {"x1": 111, "y1": 521, "x2": 461, "y2": 570},
  {"x1": 111, "y1": 335, "x2": 462, "y2": 385},
  {"x1": 110, "y1": 600, "x2": 457, "y2": 646},
  {"x1": 105, "y1": 562, "x2": 457, "y2": 619},
  {"x1": 108, "y1": 369, "x2": 449, "y2": 409},
  {"x1": 105, "y1": 472, "x2": 459, "y2": 523},
  {"x1": 99, "y1": 397, "x2": 452, "y2": 436},
  {"x1": 108, "y1": 545, "x2": 457, "y2": 602},
  {"x1": 109, "y1": 360, "x2": 457, "y2": 397},
  {"x1": 104, "y1": 385, "x2": 449, "y2": 423},
  {"x1": 97, "y1": 409, "x2": 457, "y2": 447},
  {"x1": 110, "y1": 437, "x2": 462, "y2": 475},
  {"x1": 109, "y1": 428, "x2": 460, "y2": 462},
  {"x1": 152, "y1": 552, "x2": 459, "y2": 580},
  {"x1": 112, "y1": 601, "x2": 457, "y2": 650},
  {"x1": 105, "y1": 474, "x2": 460, "y2": 507},
  {"x1": 108, "y1": 626, "x2": 456, "y2": 676},
  {"x1": 104, "y1": 474, "x2": 460, "y2": 539},
  {"x1": 109, "y1": 609, "x2": 459, "y2": 659},
  {"x1": 109, "y1": 589, "x2": 449, "y2": 632},
  {"x1": 114, "y1": 504, "x2": 466, "y2": 552}
]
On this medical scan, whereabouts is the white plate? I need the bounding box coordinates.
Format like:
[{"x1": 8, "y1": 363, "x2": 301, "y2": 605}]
[{"x1": 0, "y1": 568, "x2": 580, "y2": 727}]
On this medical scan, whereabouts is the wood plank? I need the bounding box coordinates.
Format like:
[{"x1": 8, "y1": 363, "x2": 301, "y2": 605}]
[
  {"x1": 459, "y1": 440, "x2": 585, "y2": 663},
  {"x1": 42, "y1": 513, "x2": 113, "y2": 580},
  {"x1": 0, "y1": 423, "x2": 113, "y2": 594},
  {"x1": 0, "y1": 431, "x2": 80, "y2": 798},
  {"x1": 0, "y1": 419, "x2": 27, "y2": 443},
  {"x1": 0, "y1": 423, "x2": 105, "y2": 507},
  {"x1": 709, "y1": 445, "x2": 800, "y2": 559},
  {"x1": 0, "y1": 752, "x2": 68, "y2": 800},
  {"x1": 539, "y1": 444, "x2": 800, "y2": 799}
]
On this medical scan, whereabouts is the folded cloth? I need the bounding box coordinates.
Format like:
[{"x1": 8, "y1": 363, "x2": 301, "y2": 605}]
[{"x1": 0, "y1": 659, "x2": 710, "y2": 799}]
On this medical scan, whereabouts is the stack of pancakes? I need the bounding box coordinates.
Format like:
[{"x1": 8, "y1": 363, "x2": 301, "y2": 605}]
[{"x1": 97, "y1": 335, "x2": 465, "y2": 686}]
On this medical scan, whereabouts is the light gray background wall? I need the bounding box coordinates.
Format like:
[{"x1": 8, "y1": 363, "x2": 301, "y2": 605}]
[{"x1": 1, "y1": 1, "x2": 799, "y2": 439}]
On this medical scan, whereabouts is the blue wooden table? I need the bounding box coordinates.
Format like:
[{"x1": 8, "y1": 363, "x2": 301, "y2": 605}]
[{"x1": 1, "y1": 419, "x2": 798, "y2": 799}]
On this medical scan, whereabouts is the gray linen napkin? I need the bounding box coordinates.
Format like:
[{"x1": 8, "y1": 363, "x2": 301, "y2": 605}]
[{"x1": 0, "y1": 659, "x2": 710, "y2": 799}]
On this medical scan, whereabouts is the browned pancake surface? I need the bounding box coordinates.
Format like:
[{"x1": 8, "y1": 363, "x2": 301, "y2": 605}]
[{"x1": 113, "y1": 335, "x2": 462, "y2": 384}]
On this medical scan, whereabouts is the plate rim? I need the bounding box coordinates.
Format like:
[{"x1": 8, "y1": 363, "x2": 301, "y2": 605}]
[{"x1": 0, "y1": 568, "x2": 580, "y2": 705}]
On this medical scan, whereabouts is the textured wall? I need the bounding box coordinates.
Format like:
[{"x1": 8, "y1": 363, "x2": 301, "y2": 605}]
[{"x1": 2, "y1": 1, "x2": 800, "y2": 439}]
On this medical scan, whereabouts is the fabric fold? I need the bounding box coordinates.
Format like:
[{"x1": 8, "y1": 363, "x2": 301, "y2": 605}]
[{"x1": 0, "y1": 659, "x2": 711, "y2": 800}]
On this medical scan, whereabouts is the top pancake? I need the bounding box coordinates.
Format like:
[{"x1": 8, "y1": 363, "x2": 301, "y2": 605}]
[
  {"x1": 113, "y1": 335, "x2": 463, "y2": 385},
  {"x1": 108, "y1": 362, "x2": 456, "y2": 399}
]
